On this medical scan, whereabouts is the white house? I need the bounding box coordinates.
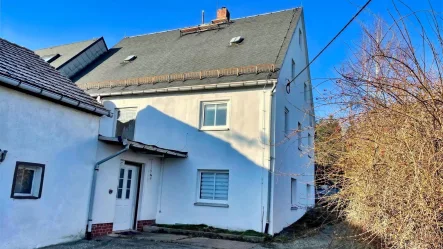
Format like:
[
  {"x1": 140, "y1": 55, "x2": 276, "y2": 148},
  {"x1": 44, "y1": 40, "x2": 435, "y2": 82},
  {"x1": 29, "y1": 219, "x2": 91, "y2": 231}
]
[
  {"x1": 73, "y1": 7, "x2": 315, "y2": 236},
  {"x1": 0, "y1": 39, "x2": 109, "y2": 248}
]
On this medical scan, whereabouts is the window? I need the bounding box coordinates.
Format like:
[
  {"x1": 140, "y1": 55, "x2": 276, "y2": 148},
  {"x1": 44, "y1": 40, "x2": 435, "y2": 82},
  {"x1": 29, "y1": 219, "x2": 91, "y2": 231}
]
[
  {"x1": 306, "y1": 184, "x2": 313, "y2": 207},
  {"x1": 200, "y1": 101, "x2": 229, "y2": 130},
  {"x1": 304, "y1": 83, "x2": 308, "y2": 102},
  {"x1": 117, "y1": 168, "x2": 124, "y2": 199},
  {"x1": 41, "y1": 54, "x2": 60, "y2": 63},
  {"x1": 197, "y1": 170, "x2": 229, "y2": 204},
  {"x1": 308, "y1": 133, "x2": 313, "y2": 147},
  {"x1": 299, "y1": 29, "x2": 303, "y2": 47},
  {"x1": 115, "y1": 107, "x2": 137, "y2": 140},
  {"x1": 11, "y1": 162, "x2": 45, "y2": 199},
  {"x1": 298, "y1": 122, "x2": 302, "y2": 150},
  {"x1": 284, "y1": 107, "x2": 290, "y2": 135},
  {"x1": 291, "y1": 178, "x2": 297, "y2": 208},
  {"x1": 291, "y1": 59, "x2": 296, "y2": 79}
]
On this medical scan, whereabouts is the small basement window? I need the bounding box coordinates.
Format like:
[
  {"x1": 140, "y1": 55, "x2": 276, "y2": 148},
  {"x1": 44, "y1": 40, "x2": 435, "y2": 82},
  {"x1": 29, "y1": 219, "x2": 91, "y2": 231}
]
[
  {"x1": 200, "y1": 101, "x2": 229, "y2": 130},
  {"x1": 115, "y1": 107, "x2": 137, "y2": 140},
  {"x1": 11, "y1": 162, "x2": 45, "y2": 199}
]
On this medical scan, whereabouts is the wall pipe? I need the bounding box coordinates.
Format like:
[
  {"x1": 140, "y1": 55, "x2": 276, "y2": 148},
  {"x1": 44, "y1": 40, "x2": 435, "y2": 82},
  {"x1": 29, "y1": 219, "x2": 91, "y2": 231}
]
[
  {"x1": 85, "y1": 140, "x2": 129, "y2": 239},
  {"x1": 264, "y1": 81, "x2": 277, "y2": 235}
]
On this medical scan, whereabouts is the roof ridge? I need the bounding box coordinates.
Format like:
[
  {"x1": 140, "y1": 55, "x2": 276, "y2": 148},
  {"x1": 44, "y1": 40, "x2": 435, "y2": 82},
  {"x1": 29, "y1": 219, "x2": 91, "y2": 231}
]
[
  {"x1": 126, "y1": 28, "x2": 180, "y2": 39},
  {"x1": 125, "y1": 7, "x2": 301, "y2": 40},
  {"x1": 231, "y1": 7, "x2": 301, "y2": 21},
  {"x1": 35, "y1": 37, "x2": 101, "y2": 51}
]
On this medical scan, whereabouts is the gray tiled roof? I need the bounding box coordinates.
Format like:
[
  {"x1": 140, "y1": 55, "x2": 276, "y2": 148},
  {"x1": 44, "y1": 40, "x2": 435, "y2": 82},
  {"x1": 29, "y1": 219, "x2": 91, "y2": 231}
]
[
  {"x1": 0, "y1": 38, "x2": 108, "y2": 115},
  {"x1": 35, "y1": 38, "x2": 100, "y2": 69},
  {"x1": 74, "y1": 8, "x2": 301, "y2": 94}
]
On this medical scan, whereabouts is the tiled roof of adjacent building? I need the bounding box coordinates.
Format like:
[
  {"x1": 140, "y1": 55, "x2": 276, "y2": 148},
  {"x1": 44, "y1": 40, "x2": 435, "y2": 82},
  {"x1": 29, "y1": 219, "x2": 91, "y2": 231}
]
[
  {"x1": 35, "y1": 38, "x2": 103, "y2": 69},
  {"x1": 0, "y1": 38, "x2": 109, "y2": 116},
  {"x1": 73, "y1": 8, "x2": 302, "y2": 96}
]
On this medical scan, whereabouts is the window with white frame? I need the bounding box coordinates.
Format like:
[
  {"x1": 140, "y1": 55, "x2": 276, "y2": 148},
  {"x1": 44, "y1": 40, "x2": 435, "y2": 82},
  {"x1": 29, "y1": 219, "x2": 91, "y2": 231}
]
[
  {"x1": 284, "y1": 107, "x2": 289, "y2": 135},
  {"x1": 115, "y1": 107, "x2": 137, "y2": 140},
  {"x1": 291, "y1": 59, "x2": 296, "y2": 79},
  {"x1": 197, "y1": 170, "x2": 229, "y2": 204},
  {"x1": 291, "y1": 178, "x2": 297, "y2": 208},
  {"x1": 11, "y1": 162, "x2": 45, "y2": 199},
  {"x1": 200, "y1": 101, "x2": 229, "y2": 130},
  {"x1": 298, "y1": 122, "x2": 302, "y2": 150}
]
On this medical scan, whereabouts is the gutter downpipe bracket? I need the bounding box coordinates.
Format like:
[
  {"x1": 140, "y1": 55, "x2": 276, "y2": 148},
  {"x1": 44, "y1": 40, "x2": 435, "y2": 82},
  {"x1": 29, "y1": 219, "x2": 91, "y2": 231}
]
[{"x1": 86, "y1": 139, "x2": 129, "y2": 240}]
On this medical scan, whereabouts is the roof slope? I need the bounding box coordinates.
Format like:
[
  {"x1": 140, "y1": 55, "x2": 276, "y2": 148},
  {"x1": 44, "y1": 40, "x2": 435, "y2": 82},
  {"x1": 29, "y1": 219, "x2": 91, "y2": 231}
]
[
  {"x1": 35, "y1": 38, "x2": 100, "y2": 69},
  {"x1": 0, "y1": 38, "x2": 109, "y2": 116},
  {"x1": 74, "y1": 8, "x2": 301, "y2": 95}
]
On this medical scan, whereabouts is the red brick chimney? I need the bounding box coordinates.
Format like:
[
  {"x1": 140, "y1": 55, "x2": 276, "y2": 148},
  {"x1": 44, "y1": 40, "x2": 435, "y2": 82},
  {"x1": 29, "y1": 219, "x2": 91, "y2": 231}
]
[{"x1": 212, "y1": 7, "x2": 230, "y2": 24}]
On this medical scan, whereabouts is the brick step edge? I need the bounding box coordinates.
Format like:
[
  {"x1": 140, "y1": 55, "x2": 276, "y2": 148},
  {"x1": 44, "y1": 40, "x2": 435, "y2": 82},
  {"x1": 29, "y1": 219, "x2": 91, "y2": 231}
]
[{"x1": 143, "y1": 226, "x2": 265, "y2": 243}]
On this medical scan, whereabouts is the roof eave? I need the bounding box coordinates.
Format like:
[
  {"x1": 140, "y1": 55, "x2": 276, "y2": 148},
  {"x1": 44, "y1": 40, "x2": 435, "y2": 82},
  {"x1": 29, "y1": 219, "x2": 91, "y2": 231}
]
[{"x1": 0, "y1": 74, "x2": 110, "y2": 117}]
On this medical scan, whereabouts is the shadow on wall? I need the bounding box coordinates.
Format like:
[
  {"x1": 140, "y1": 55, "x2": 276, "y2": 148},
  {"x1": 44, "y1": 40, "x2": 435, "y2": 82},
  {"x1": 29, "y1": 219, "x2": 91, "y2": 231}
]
[
  {"x1": 135, "y1": 105, "x2": 265, "y2": 166},
  {"x1": 133, "y1": 105, "x2": 268, "y2": 230}
]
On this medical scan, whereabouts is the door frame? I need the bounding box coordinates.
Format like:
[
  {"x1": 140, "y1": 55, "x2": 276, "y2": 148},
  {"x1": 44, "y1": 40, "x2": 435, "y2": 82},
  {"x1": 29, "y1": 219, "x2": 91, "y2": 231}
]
[{"x1": 117, "y1": 159, "x2": 144, "y2": 231}]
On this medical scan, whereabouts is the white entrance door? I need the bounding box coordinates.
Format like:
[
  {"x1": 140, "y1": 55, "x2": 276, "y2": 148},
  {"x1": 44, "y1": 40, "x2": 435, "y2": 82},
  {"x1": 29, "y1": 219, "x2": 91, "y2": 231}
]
[{"x1": 113, "y1": 161, "x2": 139, "y2": 231}]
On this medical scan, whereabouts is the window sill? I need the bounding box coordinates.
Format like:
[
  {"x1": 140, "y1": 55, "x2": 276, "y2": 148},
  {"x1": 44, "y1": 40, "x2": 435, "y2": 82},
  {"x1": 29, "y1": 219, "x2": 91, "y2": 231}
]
[
  {"x1": 11, "y1": 195, "x2": 40, "y2": 200},
  {"x1": 199, "y1": 127, "x2": 230, "y2": 131},
  {"x1": 194, "y1": 202, "x2": 229, "y2": 208}
]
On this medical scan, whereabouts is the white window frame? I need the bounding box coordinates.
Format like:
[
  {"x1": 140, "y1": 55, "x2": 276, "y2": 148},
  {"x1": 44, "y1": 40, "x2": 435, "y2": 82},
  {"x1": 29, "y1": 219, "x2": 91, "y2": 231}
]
[
  {"x1": 113, "y1": 107, "x2": 138, "y2": 138},
  {"x1": 199, "y1": 100, "x2": 230, "y2": 131},
  {"x1": 11, "y1": 162, "x2": 44, "y2": 199},
  {"x1": 196, "y1": 170, "x2": 229, "y2": 205}
]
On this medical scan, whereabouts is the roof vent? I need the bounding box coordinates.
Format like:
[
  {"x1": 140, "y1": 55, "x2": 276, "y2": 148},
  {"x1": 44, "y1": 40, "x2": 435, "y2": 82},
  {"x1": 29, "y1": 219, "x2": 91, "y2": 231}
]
[
  {"x1": 230, "y1": 36, "x2": 244, "y2": 45},
  {"x1": 41, "y1": 54, "x2": 60, "y2": 63},
  {"x1": 124, "y1": 55, "x2": 137, "y2": 62}
]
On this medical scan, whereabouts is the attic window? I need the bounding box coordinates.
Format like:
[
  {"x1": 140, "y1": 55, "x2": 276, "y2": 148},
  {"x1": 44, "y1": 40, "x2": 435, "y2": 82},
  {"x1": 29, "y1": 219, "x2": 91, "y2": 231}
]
[
  {"x1": 230, "y1": 36, "x2": 244, "y2": 45},
  {"x1": 41, "y1": 54, "x2": 60, "y2": 63},
  {"x1": 124, "y1": 55, "x2": 137, "y2": 62}
]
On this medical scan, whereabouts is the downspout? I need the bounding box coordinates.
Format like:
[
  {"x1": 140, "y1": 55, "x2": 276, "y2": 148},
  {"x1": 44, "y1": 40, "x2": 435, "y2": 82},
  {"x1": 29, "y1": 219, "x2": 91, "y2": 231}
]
[
  {"x1": 85, "y1": 140, "x2": 130, "y2": 240},
  {"x1": 265, "y1": 81, "x2": 277, "y2": 235}
]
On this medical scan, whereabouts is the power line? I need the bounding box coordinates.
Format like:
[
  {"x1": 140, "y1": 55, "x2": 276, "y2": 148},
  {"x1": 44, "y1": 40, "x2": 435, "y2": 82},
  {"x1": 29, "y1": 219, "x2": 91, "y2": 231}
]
[{"x1": 286, "y1": 0, "x2": 373, "y2": 93}]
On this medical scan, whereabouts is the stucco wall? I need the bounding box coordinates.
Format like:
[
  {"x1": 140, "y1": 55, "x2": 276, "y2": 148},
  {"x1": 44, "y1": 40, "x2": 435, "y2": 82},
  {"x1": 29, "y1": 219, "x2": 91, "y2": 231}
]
[
  {"x1": 0, "y1": 86, "x2": 100, "y2": 249},
  {"x1": 92, "y1": 143, "x2": 161, "y2": 225},
  {"x1": 271, "y1": 12, "x2": 315, "y2": 234},
  {"x1": 99, "y1": 87, "x2": 272, "y2": 232}
]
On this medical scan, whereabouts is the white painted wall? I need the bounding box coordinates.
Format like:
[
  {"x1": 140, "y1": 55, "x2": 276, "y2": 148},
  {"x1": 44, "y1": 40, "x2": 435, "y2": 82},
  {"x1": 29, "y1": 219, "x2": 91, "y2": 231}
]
[
  {"x1": 98, "y1": 87, "x2": 272, "y2": 232},
  {"x1": 271, "y1": 11, "x2": 315, "y2": 235},
  {"x1": 0, "y1": 85, "x2": 100, "y2": 249},
  {"x1": 91, "y1": 143, "x2": 161, "y2": 225}
]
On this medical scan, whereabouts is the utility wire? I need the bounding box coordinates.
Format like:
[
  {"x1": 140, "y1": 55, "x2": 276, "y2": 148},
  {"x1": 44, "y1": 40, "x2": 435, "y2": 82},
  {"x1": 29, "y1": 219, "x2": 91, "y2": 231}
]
[{"x1": 286, "y1": 0, "x2": 373, "y2": 93}]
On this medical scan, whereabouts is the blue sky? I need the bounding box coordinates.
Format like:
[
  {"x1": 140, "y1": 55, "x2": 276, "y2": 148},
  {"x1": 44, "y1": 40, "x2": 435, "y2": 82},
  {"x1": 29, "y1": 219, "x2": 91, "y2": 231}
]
[{"x1": 1, "y1": 0, "x2": 442, "y2": 117}]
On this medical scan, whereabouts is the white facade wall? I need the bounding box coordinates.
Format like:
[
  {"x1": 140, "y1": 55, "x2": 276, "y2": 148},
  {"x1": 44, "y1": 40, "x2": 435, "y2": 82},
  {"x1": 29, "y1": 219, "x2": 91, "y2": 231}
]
[
  {"x1": 0, "y1": 86, "x2": 100, "y2": 249},
  {"x1": 99, "y1": 87, "x2": 272, "y2": 232},
  {"x1": 271, "y1": 12, "x2": 315, "y2": 234},
  {"x1": 91, "y1": 143, "x2": 161, "y2": 225}
]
